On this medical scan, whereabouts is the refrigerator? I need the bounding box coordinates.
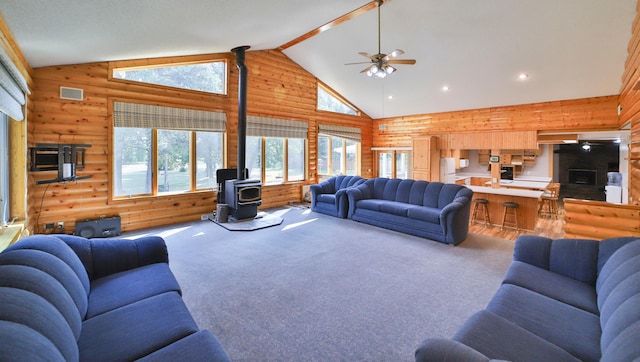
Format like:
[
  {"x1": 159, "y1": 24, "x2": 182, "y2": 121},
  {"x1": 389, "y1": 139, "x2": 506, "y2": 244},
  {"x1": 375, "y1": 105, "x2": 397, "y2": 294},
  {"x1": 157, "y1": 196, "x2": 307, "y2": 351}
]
[{"x1": 440, "y1": 158, "x2": 456, "y2": 184}]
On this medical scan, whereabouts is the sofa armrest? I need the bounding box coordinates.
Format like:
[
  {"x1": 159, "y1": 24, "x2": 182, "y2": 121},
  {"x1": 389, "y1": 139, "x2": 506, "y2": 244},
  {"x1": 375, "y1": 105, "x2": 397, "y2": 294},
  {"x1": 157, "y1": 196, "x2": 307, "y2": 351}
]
[
  {"x1": 415, "y1": 338, "x2": 489, "y2": 362},
  {"x1": 57, "y1": 235, "x2": 169, "y2": 281},
  {"x1": 439, "y1": 198, "x2": 472, "y2": 245},
  {"x1": 346, "y1": 184, "x2": 370, "y2": 219},
  {"x1": 513, "y1": 235, "x2": 599, "y2": 285}
]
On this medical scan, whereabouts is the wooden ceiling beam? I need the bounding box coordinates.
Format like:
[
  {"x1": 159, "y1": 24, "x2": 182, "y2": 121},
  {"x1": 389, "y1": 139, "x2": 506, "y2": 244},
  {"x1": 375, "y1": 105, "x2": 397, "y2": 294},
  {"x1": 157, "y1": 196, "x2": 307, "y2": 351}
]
[{"x1": 277, "y1": 1, "x2": 383, "y2": 51}]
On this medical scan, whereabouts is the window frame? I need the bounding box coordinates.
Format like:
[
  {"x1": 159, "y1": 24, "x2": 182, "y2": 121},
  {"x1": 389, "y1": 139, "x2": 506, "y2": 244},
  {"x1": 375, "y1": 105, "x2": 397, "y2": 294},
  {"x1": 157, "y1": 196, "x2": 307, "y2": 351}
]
[
  {"x1": 317, "y1": 82, "x2": 359, "y2": 116},
  {"x1": 109, "y1": 57, "x2": 228, "y2": 96},
  {"x1": 317, "y1": 134, "x2": 361, "y2": 177},
  {"x1": 110, "y1": 127, "x2": 226, "y2": 201},
  {"x1": 246, "y1": 136, "x2": 307, "y2": 185}
]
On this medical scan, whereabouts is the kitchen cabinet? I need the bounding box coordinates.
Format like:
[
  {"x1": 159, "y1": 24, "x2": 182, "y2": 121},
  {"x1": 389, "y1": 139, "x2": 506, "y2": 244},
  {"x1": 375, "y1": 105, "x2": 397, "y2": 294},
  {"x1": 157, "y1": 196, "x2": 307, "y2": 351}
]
[{"x1": 412, "y1": 136, "x2": 440, "y2": 181}]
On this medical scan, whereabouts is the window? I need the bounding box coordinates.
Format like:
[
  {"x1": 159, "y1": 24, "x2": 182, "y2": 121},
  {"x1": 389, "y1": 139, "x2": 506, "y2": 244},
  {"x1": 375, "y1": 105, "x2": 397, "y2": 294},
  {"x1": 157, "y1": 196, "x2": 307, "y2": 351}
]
[
  {"x1": 376, "y1": 150, "x2": 410, "y2": 179},
  {"x1": 317, "y1": 84, "x2": 358, "y2": 115},
  {"x1": 245, "y1": 116, "x2": 308, "y2": 185},
  {"x1": 112, "y1": 102, "x2": 226, "y2": 198},
  {"x1": 113, "y1": 60, "x2": 226, "y2": 94},
  {"x1": 246, "y1": 136, "x2": 306, "y2": 185},
  {"x1": 318, "y1": 124, "x2": 361, "y2": 176}
]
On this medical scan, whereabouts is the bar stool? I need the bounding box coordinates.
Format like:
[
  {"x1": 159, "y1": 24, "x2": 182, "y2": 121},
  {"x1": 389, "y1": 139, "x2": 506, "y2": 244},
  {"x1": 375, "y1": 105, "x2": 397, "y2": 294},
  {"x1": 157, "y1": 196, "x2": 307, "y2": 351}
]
[
  {"x1": 538, "y1": 183, "x2": 560, "y2": 219},
  {"x1": 471, "y1": 198, "x2": 491, "y2": 226},
  {"x1": 501, "y1": 201, "x2": 519, "y2": 230}
]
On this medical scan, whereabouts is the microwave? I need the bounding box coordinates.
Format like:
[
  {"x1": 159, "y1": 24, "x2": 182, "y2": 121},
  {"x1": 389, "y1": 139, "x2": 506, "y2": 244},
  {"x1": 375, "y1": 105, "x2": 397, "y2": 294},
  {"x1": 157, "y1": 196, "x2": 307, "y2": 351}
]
[{"x1": 500, "y1": 166, "x2": 514, "y2": 180}]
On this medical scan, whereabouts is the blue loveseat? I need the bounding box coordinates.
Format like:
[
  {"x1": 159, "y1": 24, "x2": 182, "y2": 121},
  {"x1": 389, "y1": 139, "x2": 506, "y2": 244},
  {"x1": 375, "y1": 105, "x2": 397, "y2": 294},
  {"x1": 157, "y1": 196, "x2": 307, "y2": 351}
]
[
  {"x1": 0, "y1": 234, "x2": 230, "y2": 361},
  {"x1": 310, "y1": 175, "x2": 365, "y2": 218},
  {"x1": 346, "y1": 178, "x2": 473, "y2": 245},
  {"x1": 416, "y1": 235, "x2": 640, "y2": 361}
]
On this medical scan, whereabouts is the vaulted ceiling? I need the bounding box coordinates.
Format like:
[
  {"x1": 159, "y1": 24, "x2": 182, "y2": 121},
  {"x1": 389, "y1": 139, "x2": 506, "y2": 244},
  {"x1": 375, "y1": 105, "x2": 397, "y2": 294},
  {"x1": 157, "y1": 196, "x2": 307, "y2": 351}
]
[{"x1": 1, "y1": 0, "x2": 636, "y2": 119}]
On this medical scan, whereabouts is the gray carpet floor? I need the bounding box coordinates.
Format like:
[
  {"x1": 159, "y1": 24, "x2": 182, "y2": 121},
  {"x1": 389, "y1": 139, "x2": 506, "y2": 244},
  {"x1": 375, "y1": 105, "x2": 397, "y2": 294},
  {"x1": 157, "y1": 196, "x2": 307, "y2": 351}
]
[{"x1": 122, "y1": 207, "x2": 515, "y2": 361}]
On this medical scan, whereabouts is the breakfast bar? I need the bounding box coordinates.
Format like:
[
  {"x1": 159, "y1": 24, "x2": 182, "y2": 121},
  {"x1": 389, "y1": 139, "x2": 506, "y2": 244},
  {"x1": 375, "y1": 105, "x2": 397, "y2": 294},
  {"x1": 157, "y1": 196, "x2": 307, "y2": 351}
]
[{"x1": 467, "y1": 185, "x2": 544, "y2": 231}]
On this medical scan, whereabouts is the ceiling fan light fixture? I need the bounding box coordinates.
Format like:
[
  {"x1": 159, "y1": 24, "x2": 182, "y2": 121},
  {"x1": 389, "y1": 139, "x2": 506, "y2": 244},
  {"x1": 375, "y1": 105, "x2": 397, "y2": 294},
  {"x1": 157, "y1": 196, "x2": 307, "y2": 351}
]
[{"x1": 385, "y1": 65, "x2": 395, "y2": 74}]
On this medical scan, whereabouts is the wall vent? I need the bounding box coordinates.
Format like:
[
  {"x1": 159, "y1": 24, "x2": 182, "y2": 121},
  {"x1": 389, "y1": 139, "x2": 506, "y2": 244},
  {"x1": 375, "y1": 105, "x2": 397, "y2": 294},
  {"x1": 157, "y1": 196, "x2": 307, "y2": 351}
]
[{"x1": 60, "y1": 87, "x2": 84, "y2": 101}]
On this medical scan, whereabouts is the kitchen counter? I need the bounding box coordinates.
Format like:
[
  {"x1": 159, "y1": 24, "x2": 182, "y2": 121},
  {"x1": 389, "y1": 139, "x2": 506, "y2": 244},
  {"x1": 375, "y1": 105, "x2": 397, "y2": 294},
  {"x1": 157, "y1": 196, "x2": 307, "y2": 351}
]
[
  {"x1": 469, "y1": 186, "x2": 543, "y2": 231},
  {"x1": 467, "y1": 185, "x2": 544, "y2": 198},
  {"x1": 483, "y1": 180, "x2": 550, "y2": 191}
]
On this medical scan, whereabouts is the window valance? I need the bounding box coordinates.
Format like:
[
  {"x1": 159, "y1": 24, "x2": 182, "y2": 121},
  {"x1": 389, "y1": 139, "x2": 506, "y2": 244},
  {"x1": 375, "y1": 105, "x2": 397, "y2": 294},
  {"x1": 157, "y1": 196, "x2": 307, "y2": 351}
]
[
  {"x1": 113, "y1": 101, "x2": 226, "y2": 131},
  {"x1": 247, "y1": 116, "x2": 308, "y2": 139},
  {"x1": 0, "y1": 46, "x2": 30, "y2": 121},
  {"x1": 318, "y1": 124, "x2": 361, "y2": 142}
]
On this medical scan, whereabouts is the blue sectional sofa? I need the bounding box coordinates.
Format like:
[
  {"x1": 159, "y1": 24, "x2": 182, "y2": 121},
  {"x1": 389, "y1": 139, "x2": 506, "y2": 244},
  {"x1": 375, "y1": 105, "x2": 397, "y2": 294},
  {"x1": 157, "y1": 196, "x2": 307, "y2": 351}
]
[
  {"x1": 346, "y1": 178, "x2": 473, "y2": 245},
  {"x1": 0, "y1": 234, "x2": 230, "y2": 361},
  {"x1": 310, "y1": 175, "x2": 365, "y2": 218},
  {"x1": 416, "y1": 235, "x2": 640, "y2": 361}
]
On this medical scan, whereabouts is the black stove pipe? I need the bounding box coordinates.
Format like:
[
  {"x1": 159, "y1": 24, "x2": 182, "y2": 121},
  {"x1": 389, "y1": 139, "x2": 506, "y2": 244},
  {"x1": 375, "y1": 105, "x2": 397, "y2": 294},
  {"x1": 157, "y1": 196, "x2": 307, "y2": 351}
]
[{"x1": 232, "y1": 45, "x2": 250, "y2": 181}]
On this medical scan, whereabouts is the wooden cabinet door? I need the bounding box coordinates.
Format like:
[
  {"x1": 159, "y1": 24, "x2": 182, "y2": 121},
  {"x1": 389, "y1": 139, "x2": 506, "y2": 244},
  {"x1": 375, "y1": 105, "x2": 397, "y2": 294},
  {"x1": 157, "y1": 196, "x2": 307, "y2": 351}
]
[{"x1": 412, "y1": 136, "x2": 439, "y2": 181}]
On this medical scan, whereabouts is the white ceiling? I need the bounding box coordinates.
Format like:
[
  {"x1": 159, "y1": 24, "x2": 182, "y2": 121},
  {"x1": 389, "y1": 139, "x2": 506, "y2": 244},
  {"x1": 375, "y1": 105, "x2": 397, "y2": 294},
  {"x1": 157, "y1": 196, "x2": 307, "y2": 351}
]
[{"x1": 1, "y1": 0, "x2": 636, "y2": 119}]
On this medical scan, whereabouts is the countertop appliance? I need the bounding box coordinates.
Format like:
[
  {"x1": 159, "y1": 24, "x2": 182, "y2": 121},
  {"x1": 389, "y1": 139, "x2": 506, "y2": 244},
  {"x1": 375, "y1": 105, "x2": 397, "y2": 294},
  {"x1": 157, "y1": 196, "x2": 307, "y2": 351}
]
[{"x1": 440, "y1": 158, "x2": 456, "y2": 184}]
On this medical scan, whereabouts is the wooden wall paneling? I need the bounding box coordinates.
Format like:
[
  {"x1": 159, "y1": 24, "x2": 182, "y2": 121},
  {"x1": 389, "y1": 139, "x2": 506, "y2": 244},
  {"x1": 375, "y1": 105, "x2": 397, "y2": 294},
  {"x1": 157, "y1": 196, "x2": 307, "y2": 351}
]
[
  {"x1": 620, "y1": 2, "x2": 640, "y2": 204},
  {"x1": 373, "y1": 96, "x2": 619, "y2": 148},
  {"x1": 27, "y1": 49, "x2": 373, "y2": 234},
  {"x1": 563, "y1": 198, "x2": 640, "y2": 239}
]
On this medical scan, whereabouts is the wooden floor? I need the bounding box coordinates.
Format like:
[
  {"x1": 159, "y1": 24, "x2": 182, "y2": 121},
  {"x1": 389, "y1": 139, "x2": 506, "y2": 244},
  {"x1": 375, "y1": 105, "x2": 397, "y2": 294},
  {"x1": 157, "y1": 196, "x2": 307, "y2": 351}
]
[{"x1": 469, "y1": 207, "x2": 565, "y2": 241}]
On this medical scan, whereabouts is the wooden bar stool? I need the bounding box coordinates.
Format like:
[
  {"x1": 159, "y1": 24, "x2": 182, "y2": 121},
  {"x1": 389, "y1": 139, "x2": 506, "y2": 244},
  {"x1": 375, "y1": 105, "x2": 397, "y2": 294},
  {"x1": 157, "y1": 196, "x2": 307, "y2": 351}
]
[
  {"x1": 471, "y1": 198, "x2": 491, "y2": 226},
  {"x1": 501, "y1": 201, "x2": 519, "y2": 230},
  {"x1": 538, "y1": 183, "x2": 560, "y2": 219}
]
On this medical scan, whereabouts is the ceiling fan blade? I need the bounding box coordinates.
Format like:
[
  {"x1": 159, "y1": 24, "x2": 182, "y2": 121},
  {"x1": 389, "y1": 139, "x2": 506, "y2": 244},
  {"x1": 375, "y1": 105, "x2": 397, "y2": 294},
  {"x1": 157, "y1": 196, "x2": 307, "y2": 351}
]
[
  {"x1": 345, "y1": 61, "x2": 373, "y2": 65},
  {"x1": 359, "y1": 52, "x2": 375, "y2": 60},
  {"x1": 388, "y1": 59, "x2": 416, "y2": 65},
  {"x1": 383, "y1": 49, "x2": 404, "y2": 61}
]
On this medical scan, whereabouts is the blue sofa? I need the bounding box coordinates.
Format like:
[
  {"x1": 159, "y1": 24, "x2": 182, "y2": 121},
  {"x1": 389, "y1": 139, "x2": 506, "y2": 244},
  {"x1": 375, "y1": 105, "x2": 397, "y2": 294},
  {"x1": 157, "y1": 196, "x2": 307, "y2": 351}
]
[
  {"x1": 310, "y1": 175, "x2": 365, "y2": 218},
  {"x1": 346, "y1": 178, "x2": 473, "y2": 245},
  {"x1": 416, "y1": 235, "x2": 640, "y2": 361},
  {"x1": 0, "y1": 234, "x2": 230, "y2": 361}
]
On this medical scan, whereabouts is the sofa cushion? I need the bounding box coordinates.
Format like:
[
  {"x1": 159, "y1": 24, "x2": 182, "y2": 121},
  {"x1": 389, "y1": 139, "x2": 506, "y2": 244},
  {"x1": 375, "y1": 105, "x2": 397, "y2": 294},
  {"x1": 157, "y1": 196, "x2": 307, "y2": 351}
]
[
  {"x1": 317, "y1": 193, "x2": 336, "y2": 205},
  {"x1": 0, "y1": 320, "x2": 67, "y2": 362},
  {"x1": 79, "y1": 291, "x2": 199, "y2": 362},
  {"x1": 5, "y1": 235, "x2": 90, "y2": 295},
  {"x1": 0, "y1": 287, "x2": 78, "y2": 361},
  {"x1": 549, "y1": 239, "x2": 599, "y2": 286},
  {"x1": 0, "y1": 265, "x2": 83, "y2": 340},
  {"x1": 356, "y1": 199, "x2": 384, "y2": 212},
  {"x1": 379, "y1": 200, "x2": 410, "y2": 217},
  {"x1": 596, "y1": 240, "x2": 640, "y2": 359},
  {"x1": 422, "y1": 182, "x2": 444, "y2": 208},
  {"x1": 486, "y1": 284, "x2": 601, "y2": 362},
  {"x1": 406, "y1": 205, "x2": 441, "y2": 224},
  {"x1": 87, "y1": 263, "x2": 182, "y2": 318},
  {"x1": 452, "y1": 310, "x2": 579, "y2": 362},
  {"x1": 0, "y1": 248, "x2": 89, "y2": 320},
  {"x1": 502, "y1": 261, "x2": 598, "y2": 314}
]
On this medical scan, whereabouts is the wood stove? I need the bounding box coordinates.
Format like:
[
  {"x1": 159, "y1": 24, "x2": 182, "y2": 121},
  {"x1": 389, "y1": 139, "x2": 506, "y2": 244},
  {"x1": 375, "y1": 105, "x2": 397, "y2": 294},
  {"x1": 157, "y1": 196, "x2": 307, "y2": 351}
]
[
  {"x1": 225, "y1": 179, "x2": 262, "y2": 220},
  {"x1": 225, "y1": 45, "x2": 263, "y2": 220}
]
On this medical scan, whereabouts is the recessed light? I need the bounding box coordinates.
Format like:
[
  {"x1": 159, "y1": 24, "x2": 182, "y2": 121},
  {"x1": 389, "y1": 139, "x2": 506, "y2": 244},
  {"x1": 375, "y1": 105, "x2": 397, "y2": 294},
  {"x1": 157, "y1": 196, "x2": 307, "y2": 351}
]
[
  {"x1": 442, "y1": 85, "x2": 449, "y2": 92},
  {"x1": 387, "y1": 95, "x2": 393, "y2": 100},
  {"x1": 518, "y1": 73, "x2": 529, "y2": 80}
]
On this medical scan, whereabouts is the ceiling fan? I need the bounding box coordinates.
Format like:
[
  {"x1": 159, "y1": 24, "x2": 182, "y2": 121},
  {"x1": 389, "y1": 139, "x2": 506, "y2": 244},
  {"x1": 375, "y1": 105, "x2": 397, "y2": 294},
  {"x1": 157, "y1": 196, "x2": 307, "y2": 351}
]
[{"x1": 345, "y1": 0, "x2": 416, "y2": 78}]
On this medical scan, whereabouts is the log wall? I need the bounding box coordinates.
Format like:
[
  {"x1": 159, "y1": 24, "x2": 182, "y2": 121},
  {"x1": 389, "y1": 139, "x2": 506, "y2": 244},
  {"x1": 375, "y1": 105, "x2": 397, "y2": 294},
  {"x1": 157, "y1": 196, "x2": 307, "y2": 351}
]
[
  {"x1": 28, "y1": 50, "x2": 373, "y2": 234},
  {"x1": 619, "y1": 0, "x2": 640, "y2": 205},
  {"x1": 373, "y1": 96, "x2": 620, "y2": 148},
  {"x1": 564, "y1": 198, "x2": 640, "y2": 239}
]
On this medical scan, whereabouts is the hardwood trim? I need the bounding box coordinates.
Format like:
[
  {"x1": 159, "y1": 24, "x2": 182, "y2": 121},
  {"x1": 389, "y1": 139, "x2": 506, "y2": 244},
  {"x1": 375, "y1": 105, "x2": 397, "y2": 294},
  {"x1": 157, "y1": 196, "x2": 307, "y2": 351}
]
[{"x1": 277, "y1": 1, "x2": 379, "y2": 51}]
